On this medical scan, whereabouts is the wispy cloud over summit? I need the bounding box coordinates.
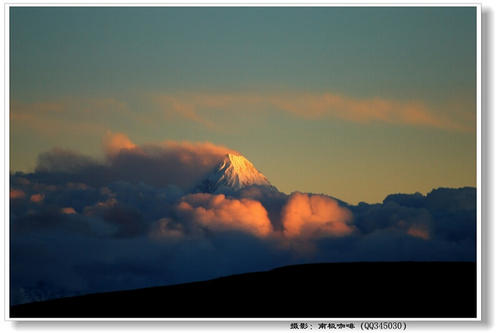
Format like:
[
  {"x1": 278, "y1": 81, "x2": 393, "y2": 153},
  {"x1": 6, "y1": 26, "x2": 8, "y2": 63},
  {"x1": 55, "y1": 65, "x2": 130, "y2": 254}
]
[{"x1": 148, "y1": 92, "x2": 474, "y2": 132}]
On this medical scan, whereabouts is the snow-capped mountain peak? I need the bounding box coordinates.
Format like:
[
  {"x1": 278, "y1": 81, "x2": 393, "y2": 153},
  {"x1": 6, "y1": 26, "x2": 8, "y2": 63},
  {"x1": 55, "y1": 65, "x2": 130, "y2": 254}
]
[{"x1": 197, "y1": 153, "x2": 272, "y2": 193}]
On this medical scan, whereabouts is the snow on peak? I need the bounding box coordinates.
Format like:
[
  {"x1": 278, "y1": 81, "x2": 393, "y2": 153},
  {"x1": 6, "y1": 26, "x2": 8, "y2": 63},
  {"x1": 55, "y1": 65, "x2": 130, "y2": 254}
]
[{"x1": 197, "y1": 153, "x2": 272, "y2": 193}]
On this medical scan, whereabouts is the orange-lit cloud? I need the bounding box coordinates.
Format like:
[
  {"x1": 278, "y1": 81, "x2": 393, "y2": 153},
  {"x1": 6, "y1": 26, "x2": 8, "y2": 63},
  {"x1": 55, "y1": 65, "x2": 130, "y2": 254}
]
[
  {"x1": 30, "y1": 193, "x2": 44, "y2": 203},
  {"x1": 103, "y1": 131, "x2": 137, "y2": 156},
  {"x1": 11, "y1": 100, "x2": 65, "y2": 114},
  {"x1": 32, "y1": 133, "x2": 240, "y2": 190},
  {"x1": 151, "y1": 94, "x2": 217, "y2": 128},
  {"x1": 269, "y1": 93, "x2": 470, "y2": 131},
  {"x1": 66, "y1": 182, "x2": 90, "y2": 190},
  {"x1": 177, "y1": 193, "x2": 273, "y2": 237},
  {"x1": 156, "y1": 140, "x2": 239, "y2": 166},
  {"x1": 150, "y1": 92, "x2": 473, "y2": 132},
  {"x1": 96, "y1": 198, "x2": 118, "y2": 209},
  {"x1": 281, "y1": 192, "x2": 354, "y2": 238},
  {"x1": 149, "y1": 218, "x2": 184, "y2": 239},
  {"x1": 61, "y1": 207, "x2": 77, "y2": 215},
  {"x1": 161, "y1": 140, "x2": 238, "y2": 155},
  {"x1": 407, "y1": 224, "x2": 430, "y2": 240},
  {"x1": 101, "y1": 133, "x2": 239, "y2": 188},
  {"x1": 10, "y1": 189, "x2": 26, "y2": 199},
  {"x1": 103, "y1": 131, "x2": 238, "y2": 163},
  {"x1": 11, "y1": 92, "x2": 473, "y2": 147},
  {"x1": 10, "y1": 100, "x2": 110, "y2": 137}
]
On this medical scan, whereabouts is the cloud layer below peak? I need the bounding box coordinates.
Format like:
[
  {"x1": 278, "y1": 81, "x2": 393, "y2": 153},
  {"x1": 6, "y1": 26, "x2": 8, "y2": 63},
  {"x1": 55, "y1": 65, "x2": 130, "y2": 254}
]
[{"x1": 9, "y1": 135, "x2": 476, "y2": 305}]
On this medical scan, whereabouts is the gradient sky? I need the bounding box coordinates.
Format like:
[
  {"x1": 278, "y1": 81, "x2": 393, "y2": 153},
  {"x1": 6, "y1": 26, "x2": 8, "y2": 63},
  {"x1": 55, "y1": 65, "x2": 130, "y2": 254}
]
[{"x1": 10, "y1": 6, "x2": 477, "y2": 204}]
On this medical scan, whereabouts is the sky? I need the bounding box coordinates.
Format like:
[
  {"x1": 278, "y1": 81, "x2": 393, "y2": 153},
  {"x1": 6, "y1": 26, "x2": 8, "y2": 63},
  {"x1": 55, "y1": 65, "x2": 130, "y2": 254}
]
[
  {"x1": 10, "y1": 6, "x2": 477, "y2": 204},
  {"x1": 8, "y1": 6, "x2": 478, "y2": 306}
]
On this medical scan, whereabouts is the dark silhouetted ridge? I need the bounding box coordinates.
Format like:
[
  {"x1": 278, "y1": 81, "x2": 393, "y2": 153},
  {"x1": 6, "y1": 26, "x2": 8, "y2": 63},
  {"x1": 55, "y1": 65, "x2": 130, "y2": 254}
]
[{"x1": 11, "y1": 262, "x2": 476, "y2": 318}]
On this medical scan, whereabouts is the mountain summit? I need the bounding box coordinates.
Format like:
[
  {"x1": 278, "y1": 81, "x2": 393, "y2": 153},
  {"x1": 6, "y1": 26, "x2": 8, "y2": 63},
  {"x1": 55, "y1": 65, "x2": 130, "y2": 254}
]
[{"x1": 197, "y1": 153, "x2": 273, "y2": 193}]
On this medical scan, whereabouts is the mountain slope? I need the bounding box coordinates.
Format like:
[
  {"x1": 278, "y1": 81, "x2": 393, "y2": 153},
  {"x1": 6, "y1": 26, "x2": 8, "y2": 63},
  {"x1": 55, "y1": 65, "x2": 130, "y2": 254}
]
[
  {"x1": 10, "y1": 262, "x2": 476, "y2": 318},
  {"x1": 197, "y1": 153, "x2": 274, "y2": 193}
]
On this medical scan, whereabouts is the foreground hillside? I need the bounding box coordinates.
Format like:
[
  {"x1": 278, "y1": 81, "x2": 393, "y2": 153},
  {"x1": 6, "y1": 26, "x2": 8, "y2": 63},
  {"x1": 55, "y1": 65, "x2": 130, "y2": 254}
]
[{"x1": 11, "y1": 262, "x2": 476, "y2": 318}]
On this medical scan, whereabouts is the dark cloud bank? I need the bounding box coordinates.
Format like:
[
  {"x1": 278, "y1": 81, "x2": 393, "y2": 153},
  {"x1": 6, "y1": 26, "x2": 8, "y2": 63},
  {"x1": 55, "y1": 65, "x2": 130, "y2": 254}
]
[{"x1": 10, "y1": 139, "x2": 476, "y2": 305}]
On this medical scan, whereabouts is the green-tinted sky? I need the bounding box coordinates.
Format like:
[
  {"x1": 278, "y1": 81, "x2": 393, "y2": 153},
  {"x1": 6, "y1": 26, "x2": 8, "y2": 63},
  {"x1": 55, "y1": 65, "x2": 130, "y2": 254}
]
[{"x1": 10, "y1": 6, "x2": 477, "y2": 204}]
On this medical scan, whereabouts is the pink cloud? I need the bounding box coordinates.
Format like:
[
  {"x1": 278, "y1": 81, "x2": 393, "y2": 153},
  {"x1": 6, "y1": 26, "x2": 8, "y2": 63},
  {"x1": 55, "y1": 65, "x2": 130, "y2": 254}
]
[
  {"x1": 30, "y1": 193, "x2": 44, "y2": 203},
  {"x1": 103, "y1": 132, "x2": 238, "y2": 165},
  {"x1": 10, "y1": 189, "x2": 26, "y2": 199},
  {"x1": 156, "y1": 140, "x2": 240, "y2": 167},
  {"x1": 149, "y1": 218, "x2": 184, "y2": 240},
  {"x1": 103, "y1": 132, "x2": 137, "y2": 156},
  {"x1": 10, "y1": 100, "x2": 108, "y2": 137},
  {"x1": 151, "y1": 94, "x2": 217, "y2": 128},
  {"x1": 267, "y1": 93, "x2": 472, "y2": 131},
  {"x1": 281, "y1": 192, "x2": 354, "y2": 238},
  {"x1": 61, "y1": 207, "x2": 77, "y2": 215},
  {"x1": 101, "y1": 133, "x2": 240, "y2": 189},
  {"x1": 407, "y1": 224, "x2": 431, "y2": 240},
  {"x1": 177, "y1": 193, "x2": 273, "y2": 237},
  {"x1": 149, "y1": 92, "x2": 473, "y2": 132},
  {"x1": 33, "y1": 132, "x2": 241, "y2": 190},
  {"x1": 96, "y1": 198, "x2": 118, "y2": 209}
]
